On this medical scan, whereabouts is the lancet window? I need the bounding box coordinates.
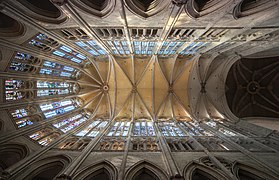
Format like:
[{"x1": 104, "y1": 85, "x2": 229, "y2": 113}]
[
  {"x1": 158, "y1": 41, "x2": 184, "y2": 55},
  {"x1": 179, "y1": 121, "x2": 213, "y2": 136},
  {"x1": 133, "y1": 41, "x2": 155, "y2": 55},
  {"x1": 133, "y1": 121, "x2": 155, "y2": 136},
  {"x1": 75, "y1": 40, "x2": 107, "y2": 56},
  {"x1": 5, "y1": 79, "x2": 29, "y2": 101},
  {"x1": 40, "y1": 60, "x2": 77, "y2": 78},
  {"x1": 158, "y1": 122, "x2": 185, "y2": 137},
  {"x1": 107, "y1": 121, "x2": 131, "y2": 136},
  {"x1": 36, "y1": 81, "x2": 72, "y2": 97},
  {"x1": 9, "y1": 106, "x2": 41, "y2": 128},
  {"x1": 29, "y1": 128, "x2": 61, "y2": 146},
  {"x1": 8, "y1": 52, "x2": 78, "y2": 78},
  {"x1": 75, "y1": 120, "x2": 108, "y2": 137},
  {"x1": 52, "y1": 111, "x2": 91, "y2": 133},
  {"x1": 28, "y1": 33, "x2": 86, "y2": 64},
  {"x1": 106, "y1": 40, "x2": 130, "y2": 55},
  {"x1": 39, "y1": 99, "x2": 80, "y2": 119}
]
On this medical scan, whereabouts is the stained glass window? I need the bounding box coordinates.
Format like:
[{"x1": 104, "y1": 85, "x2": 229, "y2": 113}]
[
  {"x1": 158, "y1": 122, "x2": 185, "y2": 136},
  {"x1": 75, "y1": 120, "x2": 108, "y2": 137},
  {"x1": 39, "y1": 99, "x2": 78, "y2": 119},
  {"x1": 36, "y1": 81, "x2": 71, "y2": 97},
  {"x1": 38, "y1": 133, "x2": 60, "y2": 146},
  {"x1": 179, "y1": 122, "x2": 213, "y2": 136},
  {"x1": 133, "y1": 121, "x2": 155, "y2": 136},
  {"x1": 107, "y1": 121, "x2": 131, "y2": 136},
  {"x1": 133, "y1": 41, "x2": 155, "y2": 55},
  {"x1": 76, "y1": 40, "x2": 106, "y2": 56},
  {"x1": 5, "y1": 80, "x2": 24, "y2": 101}
]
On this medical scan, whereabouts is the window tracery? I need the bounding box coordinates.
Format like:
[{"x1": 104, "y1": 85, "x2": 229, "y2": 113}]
[
  {"x1": 179, "y1": 121, "x2": 213, "y2": 136},
  {"x1": 133, "y1": 41, "x2": 155, "y2": 55},
  {"x1": 28, "y1": 33, "x2": 87, "y2": 64},
  {"x1": 158, "y1": 41, "x2": 184, "y2": 55},
  {"x1": 75, "y1": 40, "x2": 107, "y2": 56},
  {"x1": 107, "y1": 121, "x2": 131, "y2": 136},
  {"x1": 133, "y1": 121, "x2": 155, "y2": 136},
  {"x1": 158, "y1": 122, "x2": 185, "y2": 137},
  {"x1": 36, "y1": 81, "x2": 72, "y2": 97},
  {"x1": 9, "y1": 106, "x2": 41, "y2": 128},
  {"x1": 75, "y1": 119, "x2": 108, "y2": 137},
  {"x1": 8, "y1": 52, "x2": 79, "y2": 78},
  {"x1": 39, "y1": 99, "x2": 81, "y2": 119},
  {"x1": 29, "y1": 127, "x2": 61, "y2": 146},
  {"x1": 5, "y1": 79, "x2": 31, "y2": 101}
]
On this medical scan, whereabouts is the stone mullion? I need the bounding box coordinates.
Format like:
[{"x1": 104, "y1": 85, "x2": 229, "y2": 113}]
[
  {"x1": 0, "y1": 92, "x2": 99, "y2": 144},
  {"x1": 53, "y1": 1, "x2": 112, "y2": 84},
  {"x1": 118, "y1": 122, "x2": 134, "y2": 180},
  {"x1": 118, "y1": 91, "x2": 135, "y2": 180},
  {"x1": 0, "y1": 93, "x2": 78, "y2": 110},
  {"x1": 200, "y1": 123, "x2": 279, "y2": 177},
  {"x1": 176, "y1": 0, "x2": 244, "y2": 54},
  {"x1": 0, "y1": 1, "x2": 94, "y2": 59},
  {"x1": 0, "y1": 1, "x2": 103, "y2": 85},
  {"x1": 176, "y1": 122, "x2": 238, "y2": 180},
  {"x1": 56, "y1": 120, "x2": 116, "y2": 179},
  {"x1": 0, "y1": 38, "x2": 102, "y2": 85},
  {"x1": 0, "y1": 38, "x2": 83, "y2": 70},
  {"x1": 0, "y1": 106, "x2": 85, "y2": 145},
  {"x1": 153, "y1": 122, "x2": 183, "y2": 179},
  {"x1": 153, "y1": 3, "x2": 184, "y2": 54},
  {"x1": 2, "y1": 112, "x2": 98, "y2": 179}
]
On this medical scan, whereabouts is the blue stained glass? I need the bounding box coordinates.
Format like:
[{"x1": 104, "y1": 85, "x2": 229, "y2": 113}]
[
  {"x1": 71, "y1": 58, "x2": 82, "y2": 63},
  {"x1": 76, "y1": 54, "x2": 86, "y2": 60},
  {"x1": 60, "y1": 46, "x2": 72, "y2": 53},
  {"x1": 53, "y1": 50, "x2": 65, "y2": 57},
  {"x1": 75, "y1": 41, "x2": 87, "y2": 47},
  {"x1": 98, "y1": 50, "x2": 106, "y2": 55},
  {"x1": 63, "y1": 66, "x2": 74, "y2": 72},
  {"x1": 89, "y1": 50, "x2": 98, "y2": 55}
]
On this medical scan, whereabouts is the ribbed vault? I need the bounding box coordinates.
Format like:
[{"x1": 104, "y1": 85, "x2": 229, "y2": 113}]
[{"x1": 78, "y1": 55, "x2": 193, "y2": 122}]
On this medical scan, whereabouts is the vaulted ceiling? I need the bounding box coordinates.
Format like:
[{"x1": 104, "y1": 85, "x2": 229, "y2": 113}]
[
  {"x1": 226, "y1": 57, "x2": 279, "y2": 118},
  {"x1": 79, "y1": 55, "x2": 193, "y2": 121}
]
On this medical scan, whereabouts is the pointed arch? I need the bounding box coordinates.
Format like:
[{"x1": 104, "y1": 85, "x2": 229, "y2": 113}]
[
  {"x1": 0, "y1": 12, "x2": 25, "y2": 37},
  {"x1": 70, "y1": 0, "x2": 116, "y2": 18},
  {"x1": 17, "y1": 0, "x2": 67, "y2": 24},
  {"x1": 232, "y1": 162, "x2": 278, "y2": 180},
  {"x1": 184, "y1": 161, "x2": 229, "y2": 180},
  {"x1": 185, "y1": 0, "x2": 230, "y2": 19},
  {"x1": 233, "y1": 0, "x2": 275, "y2": 19},
  {"x1": 124, "y1": 0, "x2": 170, "y2": 18},
  {"x1": 0, "y1": 143, "x2": 29, "y2": 173},
  {"x1": 73, "y1": 160, "x2": 117, "y2": 180},
  {"x1": 18, "y1": 155, "x2": 71, "y2": 179},
  {"x1": 124, "y1": 160, "x2": 168, "y2": 180}
]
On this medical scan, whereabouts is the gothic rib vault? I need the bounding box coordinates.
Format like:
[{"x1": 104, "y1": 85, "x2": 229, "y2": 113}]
[{"x1": 0, "y1": 0, "x2": 279, "y2": 180}]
